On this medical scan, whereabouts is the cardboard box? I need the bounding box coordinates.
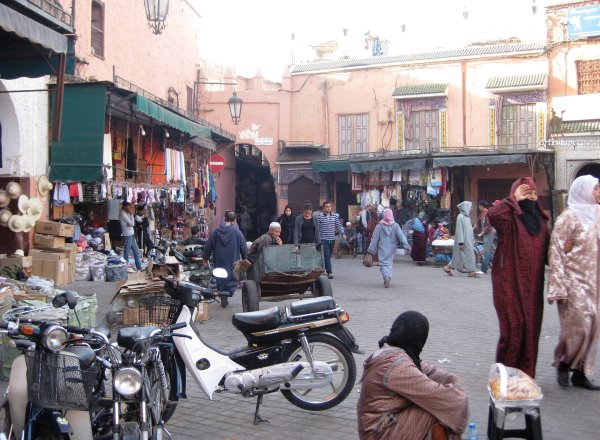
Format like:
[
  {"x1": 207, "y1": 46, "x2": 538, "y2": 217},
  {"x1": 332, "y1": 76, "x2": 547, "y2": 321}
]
[
  {"x1": 0, "y1": 255, "x2": 33, "y2": 268},
  {"x1": 147, "y1": 256, "x2": 181, "y2": 280},
  {"x1": 30, "y1": 247, "x2": 75, "y2": 284},
  {"x1": 195, "y1": 301, "x2": 209, "y2": 321},
  {"x1": 31, "y1": 259, "x2": 68, "y2": 286},
  {"x1": 33, "y1": 234, "x2": 65, "y2": 249},
  {"x1": 122, "y1": 307, "x2": 139, "y2": 325},
  {"x1": 29, "y1": 249, "x2": 67, "y2": 261},
  {"x1": 35, "y1": 220, "x2": 74, "y2": 238},
  {"x1": 51, "y1": 203, "x2": 74, "y2": 220}
]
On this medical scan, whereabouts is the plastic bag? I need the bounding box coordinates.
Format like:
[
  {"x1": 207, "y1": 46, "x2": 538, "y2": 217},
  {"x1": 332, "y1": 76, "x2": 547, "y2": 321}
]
[
  {"x1": 488, "y1": 363, "x2": 542, "y2": 402},
  {"x1": 362, "y1": 253, "x2": 373, "y2": 268}
]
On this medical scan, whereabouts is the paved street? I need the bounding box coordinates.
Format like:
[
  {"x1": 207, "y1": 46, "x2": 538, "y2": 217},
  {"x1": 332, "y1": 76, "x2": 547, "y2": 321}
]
[{"x1": 4, "y1": 255, "x2": 600, "y2": 439}]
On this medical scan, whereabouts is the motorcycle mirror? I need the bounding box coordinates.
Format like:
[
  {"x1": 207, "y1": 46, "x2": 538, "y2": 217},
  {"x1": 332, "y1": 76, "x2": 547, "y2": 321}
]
[
  {"x1": 213, "y1": 268, "x2": 228, "y2": 279},
  {"x1": 52, "y1": 292, "x2": 67, "y2": 308},
  {"x1": 65, "y1": 291, "x2": 79, "y2": 310}
]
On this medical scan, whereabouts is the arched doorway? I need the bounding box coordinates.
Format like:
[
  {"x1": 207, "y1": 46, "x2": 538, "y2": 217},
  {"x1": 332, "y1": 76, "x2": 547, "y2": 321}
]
[
  {"x1": 575, "y1": 162, "x2": 600, "y2": 181},
  {"x1": 287, "y1": 176, "x2": 320, "y2": 216},
  {"x1": 235, "y1": 143, "x2": 276, "y2": 240}
]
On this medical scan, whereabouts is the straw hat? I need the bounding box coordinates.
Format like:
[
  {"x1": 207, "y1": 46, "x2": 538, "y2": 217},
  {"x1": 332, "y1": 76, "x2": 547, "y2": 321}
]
[
  {"x1": 10, "y1": 249, "x2": 24, "y2": 257},
  {"x1": 37, "y1": 175, "x2": 53, "y2": 198},
  {"x1": 0, "y1": 208, "x2": 12, "y2": 227},
  {"x1": 17, "y1": 194, "x2": 30, "y2": 214},
  {"x1": 8, "y1": 214, "x2": 25, "y2": 233},
  {"x1": 0, "y1": 190, "x2": 9, "y2": 208},
  {"x1": 26, "y1": 197, "x2": 43, "y2": 220},
  {"x1": 22, "y1": 215, "x2": 36, "y2": 232},
  {"x1": 6, "y1": 181, "x2": 22, "y2": 199}
]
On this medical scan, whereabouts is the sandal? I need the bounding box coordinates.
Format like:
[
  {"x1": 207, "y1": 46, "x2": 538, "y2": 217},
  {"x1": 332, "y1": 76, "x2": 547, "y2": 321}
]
[
  {"x1": 443, "y1": 266, "x2": 454, "y2": 276},
  {"x1": 468, "y1": 272, "x2": 480, "y2": 278}
]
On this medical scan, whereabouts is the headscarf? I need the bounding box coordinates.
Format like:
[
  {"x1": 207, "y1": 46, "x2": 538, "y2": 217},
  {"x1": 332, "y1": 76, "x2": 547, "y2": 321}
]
[
  {"x1": 378, "y1": 311, "x2": 429, "y2": 370},
  {"x1": 379, "y1": 208, "x2": 395, "y2": 226},
  {"x1": 457, "y1": 201, "x2": 472, "y2": 216},
  {"x1": 568, "y1": 175, "x2": 600, "y2": 233},
  {"x1": 510, "y1": 177, "x2": 541, "y2": 236}
]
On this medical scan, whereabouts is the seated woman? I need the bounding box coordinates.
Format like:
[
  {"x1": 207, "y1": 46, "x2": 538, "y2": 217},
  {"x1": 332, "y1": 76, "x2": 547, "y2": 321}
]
[{"x1": 357, "y1": 311, "x2": 468, "y2": 440}]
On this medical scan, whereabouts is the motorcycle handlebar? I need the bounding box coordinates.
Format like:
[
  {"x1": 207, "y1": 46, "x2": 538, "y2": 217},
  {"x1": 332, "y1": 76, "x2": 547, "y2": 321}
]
[
  {"x1": 169, "y1": 322, "x2": 187, "y2": 331},
  {"x1": 66, "y1": 325, "x2": 90, "y2": 335}
]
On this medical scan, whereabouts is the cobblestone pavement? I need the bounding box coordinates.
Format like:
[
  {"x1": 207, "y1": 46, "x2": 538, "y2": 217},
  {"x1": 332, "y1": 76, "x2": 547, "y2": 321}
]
[{"x1": 4, "y1": 256, "x2": 600, "y2": 439}]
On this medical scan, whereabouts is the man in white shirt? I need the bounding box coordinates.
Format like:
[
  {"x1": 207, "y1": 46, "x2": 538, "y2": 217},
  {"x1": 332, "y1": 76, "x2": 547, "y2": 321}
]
[{"x1": 119, "y1": 201, "x2": 142, "y2": 271}]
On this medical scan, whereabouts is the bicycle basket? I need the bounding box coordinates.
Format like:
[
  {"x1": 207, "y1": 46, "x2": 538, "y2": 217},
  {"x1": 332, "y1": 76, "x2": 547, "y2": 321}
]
[
  {"x1": 138, "y1": 296, "x2": 180, "y2": 326},
  {"x1": 24, "y1": 351, "x2": 98, "y2": 411}
]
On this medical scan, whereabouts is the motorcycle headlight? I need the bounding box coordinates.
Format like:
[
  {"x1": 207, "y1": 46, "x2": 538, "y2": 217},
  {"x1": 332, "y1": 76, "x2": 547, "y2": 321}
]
[
  {"x1": 42, "y1": 325, "x2": 68, "y2": 351},
  {"x1": 114, "y1": 367, "x2": 143, "y2": 396}
]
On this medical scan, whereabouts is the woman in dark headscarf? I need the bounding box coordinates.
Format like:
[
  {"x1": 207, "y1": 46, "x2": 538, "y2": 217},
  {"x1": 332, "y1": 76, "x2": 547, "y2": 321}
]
[
  {"x1": 277, "y1": 205, "x2": 295, "y2": 244},
  {"x1": 357, "y1": 311, "x2": 468, "y2": 440},
  {"x1": 487, "y1": 177, "x2": 550, "y2": 378}
]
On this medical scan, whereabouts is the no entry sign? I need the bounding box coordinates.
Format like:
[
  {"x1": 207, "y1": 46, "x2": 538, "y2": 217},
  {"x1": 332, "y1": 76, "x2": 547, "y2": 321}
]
[{"x1": 209, "y1": 154, "x2": 225, "y2": 173}]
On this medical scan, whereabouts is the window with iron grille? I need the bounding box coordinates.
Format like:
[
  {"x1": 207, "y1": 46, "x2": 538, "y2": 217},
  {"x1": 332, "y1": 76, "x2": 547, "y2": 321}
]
[
  {"x1": 406, "y1": 110, "x2": 439, "y2": 152},
  {"x1": 91, "y1": 1, "x2": 104, "y2": 58},
  {"x1": 338, "y1": 114, "x2": 368, "y2": 155},
  {"x1": 499, "y1": 104, "x2": 535, "y2": 149},
  {"x1": 576, "y1": 60, "x2": 600, "y2": 94}
]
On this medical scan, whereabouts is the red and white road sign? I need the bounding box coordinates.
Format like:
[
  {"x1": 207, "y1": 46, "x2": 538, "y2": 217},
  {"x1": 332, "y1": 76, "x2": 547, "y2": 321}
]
[{"x1": 209, "y1": 154, "x2": 225, "y2": 173}]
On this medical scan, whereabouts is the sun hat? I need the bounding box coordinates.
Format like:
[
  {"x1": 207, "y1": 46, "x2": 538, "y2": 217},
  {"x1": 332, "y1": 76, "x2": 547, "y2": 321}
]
[
  {"x1": 22, "y1": 215, "x2": 36, "y2": 232},
  {"x1": 0, "y1": 190, "x2": 9, "y2": 208},
  {"x1": 17, "y1": 194, "x2": 30, "y2": 214},
  {"x1": 8, "y1": 214, "x2": 25, "y2": 233},
  {"x1": 0, "y1": 209, "x2": 12, "y2": 227},
  {"x1": 6, "y1": 181, "x2": 22, "y2": 199},
  {"x1": 37, "y1": 175, "x2": 54, "y2": 198},
  {"x1": 26, "y1": 197, "x2": 43, "y2": 220}
]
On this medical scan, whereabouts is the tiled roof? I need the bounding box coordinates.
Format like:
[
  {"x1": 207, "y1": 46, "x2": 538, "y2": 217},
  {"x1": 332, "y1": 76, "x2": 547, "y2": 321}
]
[
  {"x1": 393, "y1": 83, "x2": 448, "y2": 97},
  {"x1": 561, "y1": 120, "x2": 600, "y2": 133},
  {"x1": 290, "y1": 43, "x2": 546, "y2": 74},
  {"x1": 486, "y1": 73, "x2": 547, "y2": 90}
]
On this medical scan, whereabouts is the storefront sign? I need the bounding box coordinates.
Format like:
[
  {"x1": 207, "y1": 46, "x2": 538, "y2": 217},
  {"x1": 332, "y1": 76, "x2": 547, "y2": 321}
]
[
  {"x1": 255, "y1": 137, "x2": 273, "y2": 146},
  {"x1": 568, "y1": 5, "x2": 600, "y2": 40},
  {"x1": 209, "y1": 154, "x2": 225, "y2": 173}
]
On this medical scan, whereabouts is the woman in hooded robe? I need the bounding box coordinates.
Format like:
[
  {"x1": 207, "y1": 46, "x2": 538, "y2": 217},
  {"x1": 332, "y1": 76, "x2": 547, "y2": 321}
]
[
  {"x1": 357, "y1": 311, "x2": 469, "y2": 440},
  {"x1": 487, "y1": 177, "x2": 550, "y2": 378},
  {"x1": 367, "y1": 209, "x2": 410, "y2": 288},
  {"x1": 443, "y1": 201, "x2": 477, "y2": 277},
  {"x1": 365, "y1": 206, "x2": 381, "y2": 263},
  {"x1": 548, "y1": 175, "x2": 600, "y2": 390},
  {"x1": 277, "y1": 205, "x2": 295, "y2": 244},
  {"x1": 408, "y1": 212, "x2": 428, "y2": 265}
]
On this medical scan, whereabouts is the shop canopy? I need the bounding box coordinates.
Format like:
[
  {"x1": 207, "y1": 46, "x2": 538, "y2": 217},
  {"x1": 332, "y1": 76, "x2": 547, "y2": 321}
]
[
  {"x1": 350, "y1": 158, "x2": 428, "y2": 173},
  {"x1": 135, "y1": 95, "x2": 211, "y2": 139},
  {"x1": 0, "y1": 3, "x2": 73, "y2": 79},
  {"x1": 312, "y1": 160, "x2": 350, "y2": 172},
  {"x1": 49, "y1": 83, "x2": 107, "y2": 182},
  {"x1": 432, "y1": 154, "x2": 527, "y2": 168}
]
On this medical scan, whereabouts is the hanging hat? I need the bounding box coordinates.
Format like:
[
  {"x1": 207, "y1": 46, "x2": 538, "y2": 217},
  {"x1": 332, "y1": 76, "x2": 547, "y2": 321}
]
[
  {"x1": 0, "y1": 208, "x2": 12, "y2": 227},
  {"x1": 17, "y1": 194, "x2": 30, "y2": 214},
  {"x1": 10, "y1": 249, "x2": 24, "y2": 257},
  {"x1": 26, "y1": 197, "x2": 43, "y2": 221},
  {"x1": 37, "y1": 175, "x2": 54, "y2": 198},
  {"x1": 0, "y1": 190, "x2": 9, "y2": 208},
  {"x1": 8, "y1": 214, "x2": 26, "y2": 233},
  {"x1": 22, "y1": 215, "x2": 36, "y2": 232},
  {"x1": 6, "y1": 181, "x2": 22, "y2": 199}
]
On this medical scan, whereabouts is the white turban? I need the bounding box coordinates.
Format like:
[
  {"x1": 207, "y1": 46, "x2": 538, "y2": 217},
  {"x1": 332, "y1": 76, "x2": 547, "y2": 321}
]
[{"x1": 269, "y1": 222, "x2": 281, "y2": 230}]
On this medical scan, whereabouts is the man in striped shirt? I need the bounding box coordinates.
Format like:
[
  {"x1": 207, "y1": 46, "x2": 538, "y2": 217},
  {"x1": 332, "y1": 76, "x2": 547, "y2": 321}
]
[{"x1": 318, "y1": 201, "x2": 346, "y2": 279}]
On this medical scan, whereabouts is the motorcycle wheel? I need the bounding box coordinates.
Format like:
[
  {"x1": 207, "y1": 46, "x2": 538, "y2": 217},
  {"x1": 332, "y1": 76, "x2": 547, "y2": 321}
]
[
  {"x1": 280, "y1": 333, "x2": 356, "y2": 411},
  {"x1": 147, "y1": 363, "x2": 178, "y2": 427},
  {"x1": 242, "y1": 280, "x2": 259, "y2": 312},
  {"x1": 0, "y1": 397, "x2": 14, "y2": 440}
]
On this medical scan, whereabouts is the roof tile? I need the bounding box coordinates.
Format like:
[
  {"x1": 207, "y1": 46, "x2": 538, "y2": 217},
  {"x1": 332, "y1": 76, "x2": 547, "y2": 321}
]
[
  {"x1": 486, "y1": 73, "x2": 547, "y2": 89},
  {"x1": 393, "y1": 83, "x2": 448, "y2": 97}
]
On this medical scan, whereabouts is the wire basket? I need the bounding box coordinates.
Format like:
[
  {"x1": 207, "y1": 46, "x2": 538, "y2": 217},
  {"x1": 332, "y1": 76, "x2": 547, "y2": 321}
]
[
  {"x1": 24, "y1": 351, "x2": 98, "y2": 411},
  {"x1": 138, "y1": 296, "x2": 180, "y2": 326}
]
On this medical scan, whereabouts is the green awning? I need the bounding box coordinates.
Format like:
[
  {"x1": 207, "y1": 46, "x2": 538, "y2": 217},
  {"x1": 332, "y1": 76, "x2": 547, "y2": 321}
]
[
  {"x1": 432, "y1": 154, "x2": 527, "y2": 167},
  {"x1": 350, "y1": 158, "x2": 428, "y2": 173},
  {"x1": 49, "y1": 83, "x2": 107, "y2": 182},
  {"x1": 135, "y1": 95, "x2": 211, "y2": 138},
  {"x1": 312, "y1": 160, "x2": 350, "y2": 172}
]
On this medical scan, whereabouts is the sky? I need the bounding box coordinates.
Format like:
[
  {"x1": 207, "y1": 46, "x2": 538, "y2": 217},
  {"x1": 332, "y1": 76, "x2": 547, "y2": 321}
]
[{"x1": 196, "y1": 0, "x2": 549, "y2": 82}]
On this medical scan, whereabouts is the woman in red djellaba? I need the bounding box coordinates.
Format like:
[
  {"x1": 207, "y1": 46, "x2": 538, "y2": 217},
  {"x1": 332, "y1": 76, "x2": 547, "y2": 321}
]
[{"x1": 487, "y1": 177, "x2": 550, "y2": 378}]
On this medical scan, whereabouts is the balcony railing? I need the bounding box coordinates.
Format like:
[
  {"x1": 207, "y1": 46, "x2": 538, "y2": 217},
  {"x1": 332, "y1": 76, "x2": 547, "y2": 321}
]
[
  {"x1": 113, "y1": 75, "x2": 236, "y2": 141},
  {"x1": 26, "y1": 0, "x2": 73, "y2": 27}
]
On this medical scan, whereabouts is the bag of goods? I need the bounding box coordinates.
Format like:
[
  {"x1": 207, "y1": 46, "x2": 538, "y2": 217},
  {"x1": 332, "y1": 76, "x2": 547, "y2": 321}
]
[{"x1": 488, "y1": 363, "x2": 542, "y2": 402}]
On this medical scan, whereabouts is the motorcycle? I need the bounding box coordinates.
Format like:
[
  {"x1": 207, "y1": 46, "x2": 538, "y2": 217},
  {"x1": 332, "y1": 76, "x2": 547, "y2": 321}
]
[
  {"x1": 0, "y1": 292, "x2": 113, "y2": 440},
  {"x1": 152, "y1": 238, "x2": 214, "y2": 289},
  {"x1": 135, "y1": 270, "x2": 361, "y2": 424}
]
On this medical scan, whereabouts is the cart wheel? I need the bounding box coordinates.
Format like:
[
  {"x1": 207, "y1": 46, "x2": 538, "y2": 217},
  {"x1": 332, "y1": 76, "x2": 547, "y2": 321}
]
[
  {"x1": 242, "y1": 280, "x2": 260, "y2": 312},
  {"x1": 314, "y1": 275, "x2": 333, "y2": 297}
]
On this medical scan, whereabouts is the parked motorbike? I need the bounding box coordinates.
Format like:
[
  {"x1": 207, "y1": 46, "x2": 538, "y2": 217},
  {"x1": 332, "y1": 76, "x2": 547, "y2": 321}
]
[
  {"x1": 0, "y1": 292, "x2": 113, "y2": 440},
  {"x1": 152, "y1": 238, "x2": 214, "y2": 289},
  {"x1": 145, "y1": 270, "x2": 360, "y2": 424}
]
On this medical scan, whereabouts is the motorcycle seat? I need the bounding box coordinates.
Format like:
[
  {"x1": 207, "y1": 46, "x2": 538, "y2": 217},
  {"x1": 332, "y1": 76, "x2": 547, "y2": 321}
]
[
  {"x1": 117, "y1": 326, "x2": 159, "y2": 353},
  {"x1": 232, "y1": 307, "x2": 281, "y2": 333},
  {"x1": 289, "y1": 296, "x2": 336, "y2": 316},
  {"x1": 63, "y1": 344, "x2": 97, "y2": 369}
]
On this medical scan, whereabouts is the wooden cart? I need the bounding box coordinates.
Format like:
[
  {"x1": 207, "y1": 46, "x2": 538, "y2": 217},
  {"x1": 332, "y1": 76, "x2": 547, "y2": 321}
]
[{"x1": 242, "y1": 244, "x2": 332, "y2": 312}]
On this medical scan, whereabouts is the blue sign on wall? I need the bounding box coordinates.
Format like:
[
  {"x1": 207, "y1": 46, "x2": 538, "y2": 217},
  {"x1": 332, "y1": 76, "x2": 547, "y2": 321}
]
[{"x1": 568, "y1": 5, "x2": 600, "y2": 40}]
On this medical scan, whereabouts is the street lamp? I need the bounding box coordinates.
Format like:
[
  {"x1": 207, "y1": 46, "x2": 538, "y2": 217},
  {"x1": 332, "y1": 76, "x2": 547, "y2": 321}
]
[
  {"x1": 144, "y1": 0, "x2": 169, "y2": 35},
  {"x1": 227, "y1": 91, "x2": 243, "y2": 125}
]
